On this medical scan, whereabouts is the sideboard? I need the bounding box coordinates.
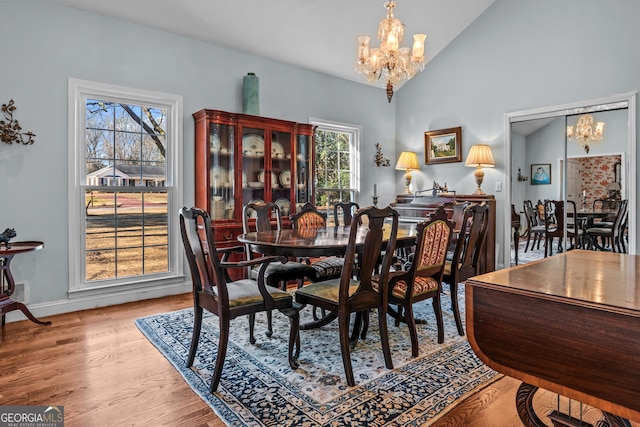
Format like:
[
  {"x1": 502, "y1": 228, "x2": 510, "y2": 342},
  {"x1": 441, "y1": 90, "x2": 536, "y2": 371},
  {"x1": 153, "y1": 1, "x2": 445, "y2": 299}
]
[{"x1": 390, "y1": 193, "x2": 496, "y2": 274}]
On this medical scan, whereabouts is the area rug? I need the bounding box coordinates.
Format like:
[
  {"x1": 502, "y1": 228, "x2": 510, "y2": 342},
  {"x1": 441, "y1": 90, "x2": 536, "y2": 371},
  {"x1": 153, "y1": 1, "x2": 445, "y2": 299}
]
[{"x1": 135, "y1": 286, "x2": 500, "y2": 426}]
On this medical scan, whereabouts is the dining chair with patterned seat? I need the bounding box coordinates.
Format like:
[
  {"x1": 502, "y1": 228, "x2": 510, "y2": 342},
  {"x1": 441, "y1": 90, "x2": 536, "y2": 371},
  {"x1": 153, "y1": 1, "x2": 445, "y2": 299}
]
[
  {"x1": 291, "y1": 202, "x2": 345, "y2": 281},
  {"x1": 442, "y1": 203, "x2": 490, "y2": 336},
  {"x1": 294, "y1": 205, "x2": 399, "y2": 386},
  {"x1": 242, "y1": 201, "x2": 317, "y2": 337},
  {"x1": 383, "y1": 205, "x2": 453, "y2": 357},
  {"x1": 179, "y1": 207, "x2": 300, "y2": 392}
]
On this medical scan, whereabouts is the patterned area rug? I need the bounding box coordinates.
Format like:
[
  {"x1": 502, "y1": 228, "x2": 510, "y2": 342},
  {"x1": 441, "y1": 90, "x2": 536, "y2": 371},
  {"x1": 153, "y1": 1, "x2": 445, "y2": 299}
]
[
  {"x1": 136, "y1": 286, "x2": 500, "y2": 426},
  {"x1": 512, "y1": 238, "x2": 547, "y2": 266}
]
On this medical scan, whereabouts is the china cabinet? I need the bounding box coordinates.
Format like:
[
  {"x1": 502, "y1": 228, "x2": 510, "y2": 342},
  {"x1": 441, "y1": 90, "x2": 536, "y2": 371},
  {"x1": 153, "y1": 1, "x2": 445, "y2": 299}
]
[{"x1": 193, "y1": 109, "x2": 315, "y2": 247}]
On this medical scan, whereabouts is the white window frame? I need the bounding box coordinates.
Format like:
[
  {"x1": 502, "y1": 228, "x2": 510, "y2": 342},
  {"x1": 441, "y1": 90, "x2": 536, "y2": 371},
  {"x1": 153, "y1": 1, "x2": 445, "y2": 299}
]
[
  {"x1": 67, "y1": 78, "x2": 184, "y2": 295},
  {"x1": 309, "y1": 117, "x2": 361, "y2": 196}
]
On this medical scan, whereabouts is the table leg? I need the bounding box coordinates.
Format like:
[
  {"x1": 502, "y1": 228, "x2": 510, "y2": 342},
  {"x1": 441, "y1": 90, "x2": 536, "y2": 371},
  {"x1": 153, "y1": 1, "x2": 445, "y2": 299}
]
[
  {"x1": 0, "y1": 298, "x2": 51, "y2": 326},
  {"x1": 516, "y1": 382, "x2": 631, "y2": 427}
]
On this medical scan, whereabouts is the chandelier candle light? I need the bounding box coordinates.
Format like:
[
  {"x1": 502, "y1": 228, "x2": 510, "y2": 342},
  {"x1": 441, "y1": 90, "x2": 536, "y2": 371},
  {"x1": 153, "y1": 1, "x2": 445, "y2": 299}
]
[
  {"x1": 566, "y1": 114, "x2": 605, "y2": 153},
  {"x1": 465, "y1": 144, "x2": 495, "y2": 195},
  {"x1": 396, "y1": 151, "x2": 420, "y2": 194},
  {"x1": 356, "y1": 1, "x2": 427, "y2": 102}
]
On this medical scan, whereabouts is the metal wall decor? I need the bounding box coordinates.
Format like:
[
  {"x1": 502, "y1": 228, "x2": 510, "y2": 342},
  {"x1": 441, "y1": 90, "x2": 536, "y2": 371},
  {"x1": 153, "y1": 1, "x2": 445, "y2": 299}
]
[
  {"x1": 374, "y1": 143, "x2": 390, "y2": 167},
  {"x1": 1, "y1": 99, "x2": 36, "y2": 145}
]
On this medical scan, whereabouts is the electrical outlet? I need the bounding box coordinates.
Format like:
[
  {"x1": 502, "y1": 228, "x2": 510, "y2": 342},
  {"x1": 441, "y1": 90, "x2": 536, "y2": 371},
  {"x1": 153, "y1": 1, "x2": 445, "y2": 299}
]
[{"x1": 495, "y1": 181, "x2": 503, "y2": 192}]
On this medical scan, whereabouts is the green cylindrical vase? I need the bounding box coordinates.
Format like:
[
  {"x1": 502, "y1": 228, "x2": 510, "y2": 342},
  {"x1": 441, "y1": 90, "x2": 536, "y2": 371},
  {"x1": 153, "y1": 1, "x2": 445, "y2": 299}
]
[{"x1": 243, "y1": 72, "x2": 260, "y2": 115}]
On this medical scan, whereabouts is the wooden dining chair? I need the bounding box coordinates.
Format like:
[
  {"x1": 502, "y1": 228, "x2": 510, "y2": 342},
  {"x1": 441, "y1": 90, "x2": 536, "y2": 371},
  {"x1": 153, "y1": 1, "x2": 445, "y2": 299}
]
[
  {"x1": 242, "y1": 201, "x2": 317, "y2": 337},
  {"x1": 442, "y1": 203, "x2": 489, "y2": 336},
  {"x1": 291, "y1": 202, "x2": 344, "y2": 281},
  {"x1": 333, "y1": 201, "x2": 360, "y2": 226},
  {"x1": 523, "y1": 200, "x2": 545, "y2": 252},
  {"x1": 383, "y1": 206, "x2": 453, "y2": 356},
  {"x1": 242, "y1": 201, "x2": 316, "y2": 291},
  {"x1": 294, "y1": 206, "x2": 399, "y2": 386},
  {"x1": 179, "y1": 207, "x2": 300, "y2": 392},
  {"x1": 585, "y1": 199, "x2": 628, "y2": 253}
]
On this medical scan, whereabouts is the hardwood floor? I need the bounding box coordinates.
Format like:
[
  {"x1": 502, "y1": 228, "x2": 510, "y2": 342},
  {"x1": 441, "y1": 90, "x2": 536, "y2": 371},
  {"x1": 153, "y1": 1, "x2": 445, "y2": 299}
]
[{"x1": 0, "y1": 294, "x2": 635, "y2": 427}]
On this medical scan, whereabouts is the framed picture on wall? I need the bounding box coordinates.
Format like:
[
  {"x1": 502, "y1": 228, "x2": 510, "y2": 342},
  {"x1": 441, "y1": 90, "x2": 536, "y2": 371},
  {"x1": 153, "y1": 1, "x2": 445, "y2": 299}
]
[
  {"x1": 424, "y1": 127, "x2": 462, "y2": 164},
  {"x1": 531, "y1": 163, "x2": 551, "y2": 185}
]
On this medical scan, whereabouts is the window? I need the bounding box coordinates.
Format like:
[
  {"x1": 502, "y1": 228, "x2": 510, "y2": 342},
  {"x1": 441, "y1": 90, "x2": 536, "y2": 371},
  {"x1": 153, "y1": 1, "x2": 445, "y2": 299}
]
[
  {"x1": 68, "y1": 79, "x2": 183, "y2": 293},
  {"x1": 310, "y1": 118, "x2": 361, "y2": 223}
]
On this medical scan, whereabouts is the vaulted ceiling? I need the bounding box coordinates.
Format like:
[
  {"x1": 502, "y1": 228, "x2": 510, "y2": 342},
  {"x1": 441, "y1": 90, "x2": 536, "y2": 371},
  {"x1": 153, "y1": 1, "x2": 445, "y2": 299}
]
[{"x1": 48, "y1": 0, "x2": 495, "y2": 89}]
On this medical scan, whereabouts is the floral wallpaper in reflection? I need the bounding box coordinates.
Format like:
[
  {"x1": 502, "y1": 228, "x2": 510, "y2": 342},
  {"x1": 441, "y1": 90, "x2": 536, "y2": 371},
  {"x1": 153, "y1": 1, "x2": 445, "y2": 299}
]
[{"x1": 579, "y1": 154, "x2": 621, "y2": 207}]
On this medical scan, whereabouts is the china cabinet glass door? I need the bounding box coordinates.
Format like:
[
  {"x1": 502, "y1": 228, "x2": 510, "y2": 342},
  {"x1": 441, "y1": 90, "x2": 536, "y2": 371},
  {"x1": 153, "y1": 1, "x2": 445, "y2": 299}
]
[
  {"x1": 241, "y1": 127, "x2": 266, "y2": 209},
  {"x1": 271, "y1": 130, "x2": 292, "y2": 216},
  {"x1": 209, "y1": 122, "x2": 235, "y2": 220}
]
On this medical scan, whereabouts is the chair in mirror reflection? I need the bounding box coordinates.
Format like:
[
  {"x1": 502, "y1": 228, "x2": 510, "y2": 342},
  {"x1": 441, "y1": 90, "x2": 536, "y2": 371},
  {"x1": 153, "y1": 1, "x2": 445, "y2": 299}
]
[
  {"x1": 544, "y1": 200, "x2": 584, "y2": 257},
  {"x1": 523, "y1": 200, "x2": 545, "y2": 253},
  {"x1": 585, "y1": 199, "x2": 628, "y2": 253}
]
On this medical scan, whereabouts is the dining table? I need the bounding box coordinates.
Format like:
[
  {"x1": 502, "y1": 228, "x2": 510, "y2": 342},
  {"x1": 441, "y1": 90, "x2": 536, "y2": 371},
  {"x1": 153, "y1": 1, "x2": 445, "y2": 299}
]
[
  {"x1": 237, "y1": 222, "x2": 419, "y2": 334},
  {"x1": 237, "y1": 222, "x2": 418, "y2": 259}
]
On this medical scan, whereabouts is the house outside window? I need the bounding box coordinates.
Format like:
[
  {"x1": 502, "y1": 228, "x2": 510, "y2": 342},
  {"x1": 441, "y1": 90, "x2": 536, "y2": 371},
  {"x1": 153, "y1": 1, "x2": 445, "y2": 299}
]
[
  {"x1": 310, "y1": 118, "x2": 361, "y2": 224},
  {"x1": 68, "y1": 79, "x2": 183, "y2": 293}
]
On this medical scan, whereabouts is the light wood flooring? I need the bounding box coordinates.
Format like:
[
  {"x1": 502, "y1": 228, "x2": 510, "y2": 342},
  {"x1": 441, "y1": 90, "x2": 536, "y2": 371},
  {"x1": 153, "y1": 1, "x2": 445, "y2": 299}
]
[{"x1": 0, "y1": 294, "x2": 634, "y2": 427}]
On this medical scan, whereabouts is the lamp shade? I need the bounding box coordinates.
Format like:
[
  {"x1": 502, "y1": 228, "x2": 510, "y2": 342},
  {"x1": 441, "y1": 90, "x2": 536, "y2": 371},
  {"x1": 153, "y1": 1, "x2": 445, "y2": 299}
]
[
  {"x1": 606, "y1": 182, "x2": 621, "y2": 191},
  {"x1": 465, "y1": 144, "x2": 495, "y2": 168},
  {"x1": 395, "y1": 151, "x2": 420, "y2": 170}
]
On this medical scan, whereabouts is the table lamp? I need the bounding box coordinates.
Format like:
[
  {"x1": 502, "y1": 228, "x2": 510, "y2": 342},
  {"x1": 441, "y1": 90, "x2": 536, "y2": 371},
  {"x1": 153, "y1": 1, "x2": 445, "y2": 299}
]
[
  {"x1": 465, "y1": 144, "x2": 495, "y2": 195},
  {"x1": 606, "y1": 182, "x2": 621, "y2": 199},
  {"x1": 396, "y1": 151, "x2": 420, "y2": 194}
]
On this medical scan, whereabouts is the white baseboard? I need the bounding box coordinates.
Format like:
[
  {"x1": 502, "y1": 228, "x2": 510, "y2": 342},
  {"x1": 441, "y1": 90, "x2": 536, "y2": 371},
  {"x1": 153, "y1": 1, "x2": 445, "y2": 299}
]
[{"x1": 4, "y1": 282, "x2": 191, "y2": 324}]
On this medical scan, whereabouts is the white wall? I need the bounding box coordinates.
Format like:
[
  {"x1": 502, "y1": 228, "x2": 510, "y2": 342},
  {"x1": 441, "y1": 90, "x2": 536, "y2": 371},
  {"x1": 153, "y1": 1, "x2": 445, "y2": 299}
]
[
  {"x1": 396, "y1": 0, "x2": 640, "y2": 265},
  {"x1": 0, "y1": 0, "x2": 397, "y2": 316},
  {"x1": 3, "y1": 0, "x2": 640, "y2": 316}
]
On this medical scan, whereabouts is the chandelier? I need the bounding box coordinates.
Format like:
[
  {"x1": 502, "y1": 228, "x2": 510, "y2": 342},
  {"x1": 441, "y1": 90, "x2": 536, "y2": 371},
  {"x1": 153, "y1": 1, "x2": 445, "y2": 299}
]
[
  {"x1": 566, "y1": 114, "x2": 605, "y2": 153},
  {"x1": 356, "y1": 1, "x2": 426, "y2": 102}
]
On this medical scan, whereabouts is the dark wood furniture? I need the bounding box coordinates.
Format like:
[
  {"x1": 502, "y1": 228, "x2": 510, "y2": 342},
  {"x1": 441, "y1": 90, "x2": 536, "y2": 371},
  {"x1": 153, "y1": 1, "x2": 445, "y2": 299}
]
[
  {"x1": 290, "y1": 202, "x2": 345, "y2": 281},
  {"x1": 511, "y1": 204, "x2": 521, "y2": 265},
  {"x1": 0, "y1": 241, "x2": 50, "y2": 326},
  {"x1": 242, "y1": 201, "x2": 316, "y2": 338},
  {"x1": 442, "y1": 203, "x2": 490, "y2": 336},
  {"x1": 334, "y1": 201, "x2": 360, "y2": 226},
  {"x1": 179, "y1": 207, "x2": 300, "y2": 392},
  {"x1": 193, "y1": 109, "x2": 315, "y2": 250},
  {"x1": 465, "y1": 250, "x2": 640, "y2": 426},
  {"x1": 390, "y1": 193, "x2": 496, "y2": 273},
  {"x1": 522, "y1": 200, "x2": 545, "y2": 253},
  {"x1": 384, "y1": 206, "x2": 453, "y2": 356},
  {"x1": 543, "y1": 199, "x2": 584, "y2": 255},
  {"x1": 293, "y1": 206, "x2": 399, "y2": 386},
  {"x1": 241, "y1": 201, "x2": 316, "y2": 290},
  {"x1": 585, "y1": 199, "x2": 628, "y2": 253},
  {"x1": 237, "y1": 223, "x2": 419, "y2": 259}
]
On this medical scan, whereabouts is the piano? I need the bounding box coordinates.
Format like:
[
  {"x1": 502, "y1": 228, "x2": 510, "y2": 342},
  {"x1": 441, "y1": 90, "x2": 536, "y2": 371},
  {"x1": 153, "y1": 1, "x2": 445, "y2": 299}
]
[{"x1": 390, "y1": 192, "x2": 496, "y2": 273}]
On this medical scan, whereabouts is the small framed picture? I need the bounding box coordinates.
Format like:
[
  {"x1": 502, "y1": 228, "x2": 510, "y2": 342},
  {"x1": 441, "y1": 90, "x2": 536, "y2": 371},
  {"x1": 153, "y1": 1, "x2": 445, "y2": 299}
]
[
  {"x1": 424, "y1": 127, "x2": 462, "y2": 164},
  {"x1": 531, "y1": 163, "x2": 551, "y2": 185}
]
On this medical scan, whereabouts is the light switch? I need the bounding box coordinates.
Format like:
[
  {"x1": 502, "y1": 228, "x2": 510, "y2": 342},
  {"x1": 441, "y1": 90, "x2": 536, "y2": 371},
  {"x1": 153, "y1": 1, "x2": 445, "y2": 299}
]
[{"x1": 495, "y1": 181, "x2": 503, "y2": 192}]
